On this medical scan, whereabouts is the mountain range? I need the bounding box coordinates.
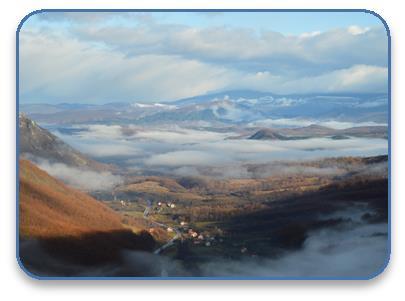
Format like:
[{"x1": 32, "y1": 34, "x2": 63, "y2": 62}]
[{"x1": 20, "y1": 90, "x2": 388, "y2": 126}]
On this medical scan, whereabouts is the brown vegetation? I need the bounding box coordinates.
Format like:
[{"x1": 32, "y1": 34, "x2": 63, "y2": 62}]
[
  {"x1": 19, "y1": 159, "x2": 155, "y2": 269},
  {"x1": 115, "y1": 155, "x2": 388, "y2": 224},
  {"x1": 19, "y1": 159, "x2": 125, "y2": 238}
]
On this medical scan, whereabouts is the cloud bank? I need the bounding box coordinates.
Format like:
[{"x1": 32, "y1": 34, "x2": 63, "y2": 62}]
[
  {"x1": 52, "y1": 124, "x2": 388, "y2": 178},
  {"x1": 198, "y1": 222, "x2": 388, "y2": 277},
  {"x1": 19, "y1": 12, "x2": 388, "y2": 104},
  {"x1": 34, "y1": 158, "x2": 122, "y2": 191}
]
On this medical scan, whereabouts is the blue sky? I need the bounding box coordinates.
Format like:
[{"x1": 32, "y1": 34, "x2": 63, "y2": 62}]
[
  {"x1": 24, "y1": 11, "x2": 383, "y2": 35},
  {"x1": 19, "y1": 11, "x2": 388, "y2": 104},
  {"x1": 152, "y1": 12, "x2": 383, "y2": 35}
]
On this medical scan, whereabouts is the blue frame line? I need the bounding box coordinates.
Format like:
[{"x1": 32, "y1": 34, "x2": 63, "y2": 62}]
[{"x1": 15, "y1": 8, "x2": 392, "y2": 281}]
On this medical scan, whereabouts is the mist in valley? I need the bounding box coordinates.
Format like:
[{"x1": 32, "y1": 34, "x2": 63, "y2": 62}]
[
  {"x1": 20, "y1": 209, "x2": 388, "y2": 278},
  {"x1": 48, "y1": 123, "x2": 388, "y2": 179}
]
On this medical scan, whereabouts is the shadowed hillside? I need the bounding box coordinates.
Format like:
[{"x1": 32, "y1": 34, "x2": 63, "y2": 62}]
[
  {"x1": 19, "y1": 114, "x2": 113, "y2": 172},
  {"x1": 222, "y1": 177, "x2": 388, "y2": 255},
  {"x1": 19, "y1": 159, "x2": 156, "y2": 276}
]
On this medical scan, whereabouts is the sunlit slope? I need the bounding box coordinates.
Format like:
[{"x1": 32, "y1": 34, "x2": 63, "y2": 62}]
[
  {"x1": 19, "y1": 159, "x2": 157, "y2": 272},
  {"x1": 19, "y1": 159, "x2": 125, "y2": 238}
]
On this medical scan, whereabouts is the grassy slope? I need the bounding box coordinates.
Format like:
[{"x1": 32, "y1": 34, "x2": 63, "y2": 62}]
[
  {"x1": 19, "y1": 159, "x2": 156, "y2": 269},
  {"x1": 19, "y1": 159, "x2": 125, "y2": 238}
]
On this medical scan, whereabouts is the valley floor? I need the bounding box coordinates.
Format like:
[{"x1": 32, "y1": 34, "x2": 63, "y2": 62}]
[{"x1": 96, "y1": 155, "x2": 389, "y2": 277}]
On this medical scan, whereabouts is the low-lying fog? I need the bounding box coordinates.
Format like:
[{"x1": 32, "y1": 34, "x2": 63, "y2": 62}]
[
  {"x1": 248, "y1": 118, "x2": 387, "y2": 129},
  {"x1": 49, "y1": 124, "x2": 388, "y2": 179},
  {"x1": 21, "y1": 208, "x2": 388, "y2": 278},
  {"x1": 195, "y1": 223, "x2": 388, "y2": 278}
]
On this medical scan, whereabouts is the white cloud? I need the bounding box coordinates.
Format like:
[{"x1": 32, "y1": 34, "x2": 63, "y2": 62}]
[
  {"x1": 35, "y1": 159, "x2": 122, "y2": 191},
  {"x1": 141, "y1": 135, "x2": 387, "y2": 169},
  {"x1": 249, "y1": 118, "x2": 387, "y2": 129},
  {"x1": 19, "y1": 13, "x2": 388, "y2": 103},
  {"x1": 267, "y1": 65, "x2": 388, "y2": 94},
  {"x1": 70, "y1": 18, "x2": 387, "y2": 73},
  {"x1": 199, "y1": 222, "x2": 388, "y2": 277},
  {"x1": 134, "y1": 128, "x2": 230, "y2": 143},
  {"x1": 55, "y1": 124, "x2": 388, "y2": 171},
  {"x1": 52, "y1": 125, "x2": 141, "y2": 157},
  {"x1": 348, "y1": 25, "x2": 370, "y2": 35},
  {"x1": 77, "y1": 124, "x2": 123, "y2": 139},
  {"x1": 74, "y1": 143, "x2": 139, "y2": 157},
  {"x1": 145, "y1": 150, "x2": 232, "y2": 167},
  {"x1": 299, "y1": 31, "x2": 321, "y2": 38},
  {"x1": 20, "y1": 31, "x2": 232, "y2": 103}
]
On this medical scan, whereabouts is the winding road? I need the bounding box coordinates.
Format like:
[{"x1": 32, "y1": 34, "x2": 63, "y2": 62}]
[{"x1": 143, "y1": 200, "x2": 182, "y2": 255}]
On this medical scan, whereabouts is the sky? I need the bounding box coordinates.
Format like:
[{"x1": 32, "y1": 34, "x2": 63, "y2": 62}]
[{"x1": 19, "y1": 11, "x2": 389, "y2": 104}]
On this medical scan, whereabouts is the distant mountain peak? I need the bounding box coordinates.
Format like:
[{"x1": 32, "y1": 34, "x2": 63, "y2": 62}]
[
  {"x1": 302, "y1": 124, "x2": 332, "y2": 130},
  {"x1": 249, "y1": 129, "x2": 289, "y2": 140}
]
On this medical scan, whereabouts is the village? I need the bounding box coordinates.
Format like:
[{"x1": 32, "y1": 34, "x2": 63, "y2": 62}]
[
  {"x1": 149, "y1": 200, "x2": 224, "y2": 249},
  {"x1": 109, "y1": 196, "x2": 254, "y2": 256}
]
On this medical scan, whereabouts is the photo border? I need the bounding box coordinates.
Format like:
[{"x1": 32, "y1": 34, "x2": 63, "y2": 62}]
[{"x1": 15, "y1": 8, "x2": 392, "y2": 281}]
